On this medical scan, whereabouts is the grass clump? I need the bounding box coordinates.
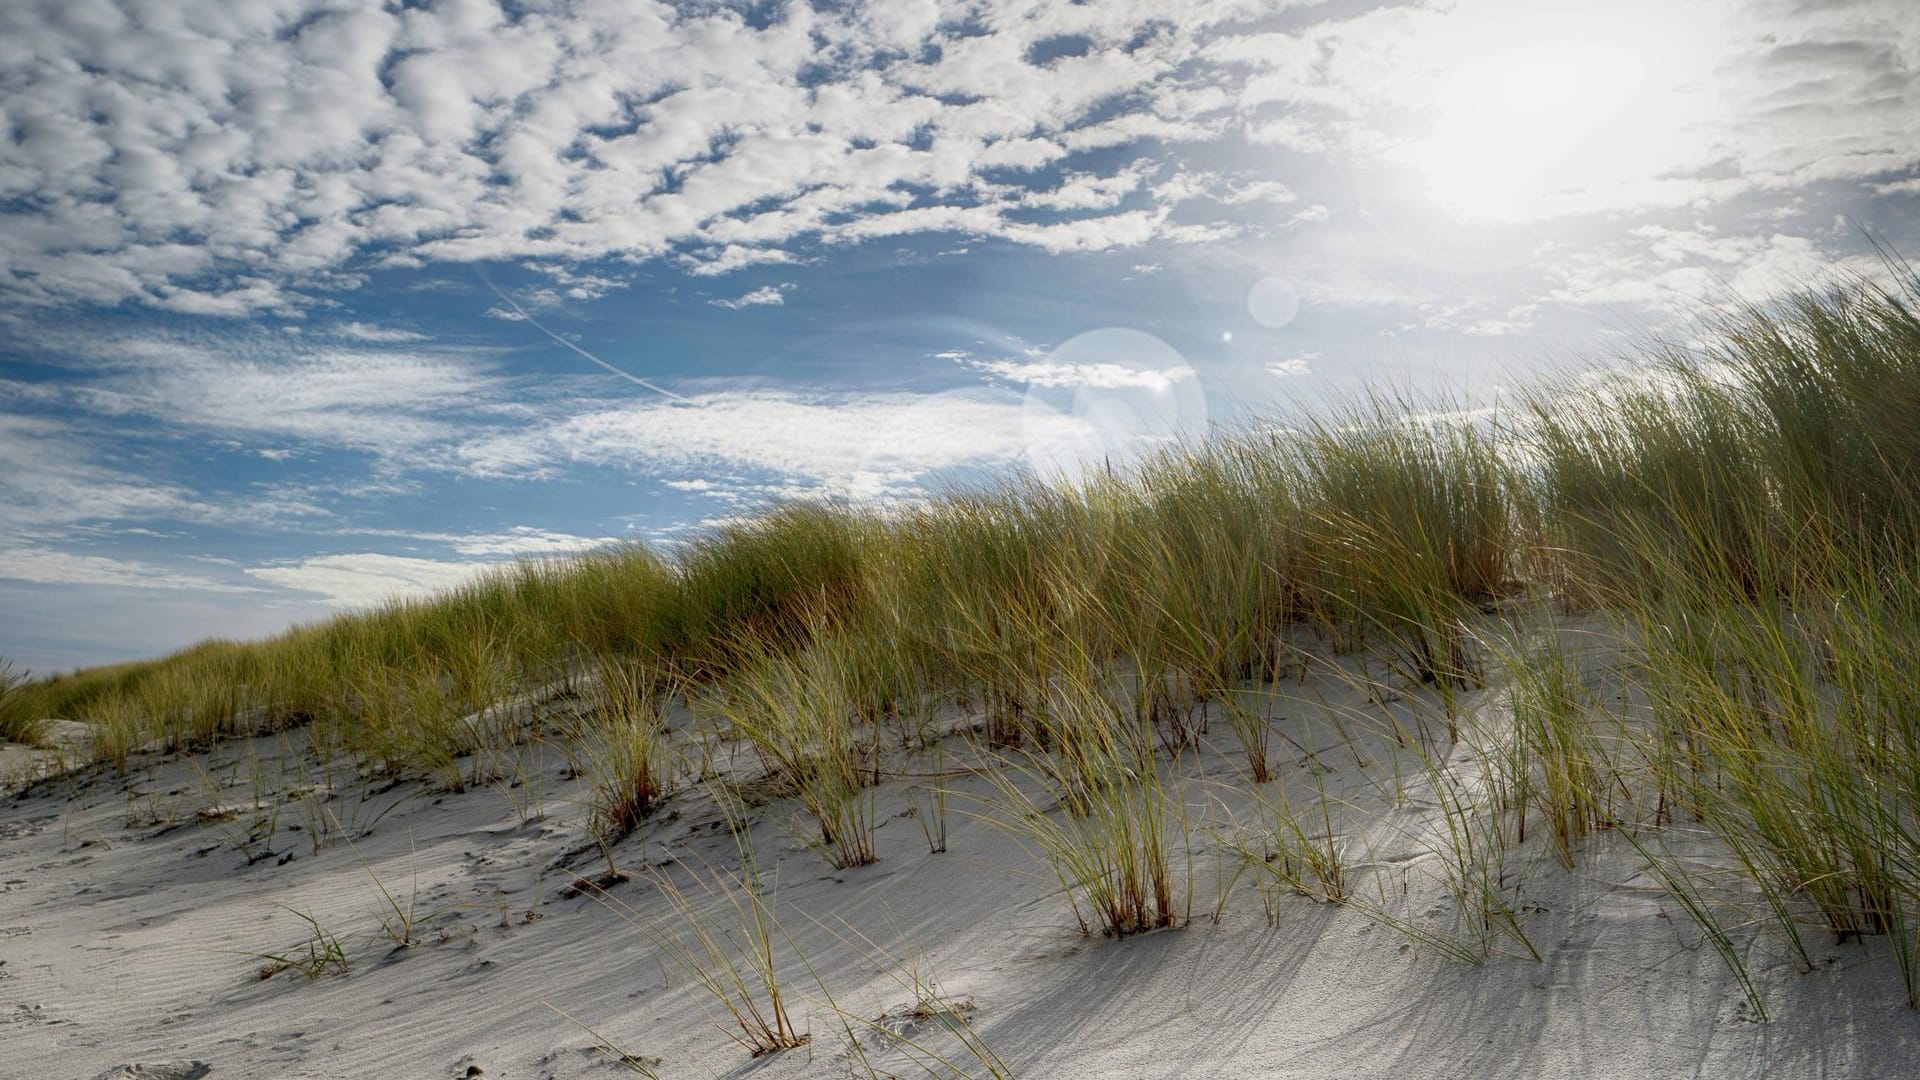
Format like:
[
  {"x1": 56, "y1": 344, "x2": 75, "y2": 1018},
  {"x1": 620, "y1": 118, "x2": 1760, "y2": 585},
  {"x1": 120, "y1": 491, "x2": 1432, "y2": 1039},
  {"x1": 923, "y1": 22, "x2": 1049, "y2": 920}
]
[
  {"x1": 1290, "y1": 408, "x2": 1511, "y2": 720},
  {"x1": 644, "y1": 846, "x2": 808, "y2": 1056},
  {"x1": 824, "y1": 925, "x2": 1018, "y2": 1080},
  {"x1": 666, "y1": 503, "x2": 870, "y2": 676},
  {"x1": 0, "y1": 659, "x2": 44, "y2": 745},
  {"x1": 1496, "y1": 633, "x2": 1612, "y2": 867},
  {"x1": 1535, "y1": 274, "x2": 1920, "y2": 1002},
  {"x1": 573, "y1": 653, "x2": 678, "y2": 843},
  {"x1": 255, "y1": 906, "x2": 352, "y2": 981},
  {"x1": 984, "y1": 630, "x2": 1191, "y2": 938},
  {"x1": 1234, "y1": 771, "x2": 1350, "y2": 906},
  {"x1": 1630, "y1": 567, "x2": 1920, "y2": 1001},
  {"x1": 707, "y1": 631, "x2": 881, "y2": 869}
]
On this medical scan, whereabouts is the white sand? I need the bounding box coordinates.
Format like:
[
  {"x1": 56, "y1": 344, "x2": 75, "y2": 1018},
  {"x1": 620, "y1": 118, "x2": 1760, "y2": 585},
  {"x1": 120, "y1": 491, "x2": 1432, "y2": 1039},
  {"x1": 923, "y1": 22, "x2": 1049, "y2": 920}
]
[{"x1": 4, "y1": 642, "x2": 1918, "y2": 1079}]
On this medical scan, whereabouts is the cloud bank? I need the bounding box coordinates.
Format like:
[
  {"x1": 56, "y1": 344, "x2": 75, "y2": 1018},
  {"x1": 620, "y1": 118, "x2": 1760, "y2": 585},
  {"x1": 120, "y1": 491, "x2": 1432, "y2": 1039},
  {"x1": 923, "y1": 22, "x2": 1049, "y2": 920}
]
[{"x1": 3, "y1": 0, "x2": 1914, "y2": 313}]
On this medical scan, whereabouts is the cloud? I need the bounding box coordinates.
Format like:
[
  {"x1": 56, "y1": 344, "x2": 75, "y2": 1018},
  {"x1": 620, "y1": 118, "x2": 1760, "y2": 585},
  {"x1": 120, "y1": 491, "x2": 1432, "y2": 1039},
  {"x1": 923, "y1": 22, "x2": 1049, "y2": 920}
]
[
  {"x1": 236, "y1": 527, "x2": 615, "y2": 607},
  {"x1": 1407, "y1": 300, "x2": 1541, "y2": 337},
  {"x1": 1152, "y1": 170, "x2": 1296, "y2": 206},
  {"x1": 246, "y1": 553, "x2": 496, "y2": 608},
  {"x1": 441, "y1": 527, "x2": 616, "y2": 557},
  {"x1": 1266, "y1": 353, "x2": 1318, "y2": 377},
  {"x1": 333, "y1": 322, "x2": 428, "y2": 343},
  {"x1": 336, "y1": 526, "x2": 619, "y2": 558},
  {"x1": 0, "y1": 414, "x2": 208, "y2": 532},
  {"x1": 1463, "y1": 305, "x2": 1540, "y2": 337},
  {"x1": 960, "y1": 357, "x2": 1196, "y2": 392},
  {"x1": 1016, "y1": 163, "x2": 1157, "y2": 212},
  {"x1": 0, "y1": 0, "x2": 1317, "y2": 313},
  {"x1": 1543, "y1": 227, "x2": 1899, "y2": 313},
  {"x1": 679, "y1": 245, "x2": 802, "y2": 277},
  {"x1": 5, "y1": 0, "x2": 1905, "y2": 312},
  {"x1": 709, "y1": 284, "x2": 790, "y2": 310},
  {"x1": 530, "y1": 266, "x2": 626, "y2": 302},
  {"x1": 1217, "y1": 0, "x2": 1920, "y2": 220},
  {"x1": 0, "y1": 547, "x2": 254, "y2": 593},
  {"x1": 453, "y1": 387, "x2": 1097, "y2": 499},
  {"x1": 29, "y1": 330, "x2": 509, "y2": 459}
]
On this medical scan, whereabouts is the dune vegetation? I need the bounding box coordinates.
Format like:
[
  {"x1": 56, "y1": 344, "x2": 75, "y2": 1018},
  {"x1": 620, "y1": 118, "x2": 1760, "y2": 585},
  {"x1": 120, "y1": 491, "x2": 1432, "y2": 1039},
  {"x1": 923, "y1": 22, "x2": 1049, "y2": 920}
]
[
  {"x1": 0, "y1": 659, "x2": 43, "y2": 745},
  {"x1": 8, "y1": 274, "x2": 1920, "y2": 1039}
]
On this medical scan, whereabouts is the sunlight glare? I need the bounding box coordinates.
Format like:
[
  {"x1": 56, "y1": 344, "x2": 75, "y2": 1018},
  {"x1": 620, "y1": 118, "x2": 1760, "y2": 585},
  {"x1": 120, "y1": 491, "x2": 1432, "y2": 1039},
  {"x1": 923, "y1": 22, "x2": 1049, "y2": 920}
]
[{"x1": 1390, "y1": 1, "x2": 1732, "y2": 220}]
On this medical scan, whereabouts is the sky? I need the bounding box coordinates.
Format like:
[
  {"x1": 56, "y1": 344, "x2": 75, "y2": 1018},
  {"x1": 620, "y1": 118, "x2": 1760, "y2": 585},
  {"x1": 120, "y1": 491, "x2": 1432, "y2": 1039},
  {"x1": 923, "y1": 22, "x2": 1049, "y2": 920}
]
[{"x1": 2, "y1": 0, "x2": 1918, "y2": 674}]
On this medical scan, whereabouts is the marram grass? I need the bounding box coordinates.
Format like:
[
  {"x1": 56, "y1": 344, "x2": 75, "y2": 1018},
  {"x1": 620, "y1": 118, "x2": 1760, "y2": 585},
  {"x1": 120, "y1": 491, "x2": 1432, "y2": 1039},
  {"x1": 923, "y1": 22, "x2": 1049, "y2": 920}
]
[{"x1": 15, "y1": 275, "x2": 1920, "y2": 1009}]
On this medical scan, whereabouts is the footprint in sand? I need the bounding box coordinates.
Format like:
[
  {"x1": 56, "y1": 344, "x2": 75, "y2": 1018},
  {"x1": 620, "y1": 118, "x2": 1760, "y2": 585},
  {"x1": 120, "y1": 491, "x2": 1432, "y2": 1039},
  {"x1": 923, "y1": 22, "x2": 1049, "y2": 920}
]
[{"x1": 90, "y1": 1063, "x2": 213, "y2": 1080}]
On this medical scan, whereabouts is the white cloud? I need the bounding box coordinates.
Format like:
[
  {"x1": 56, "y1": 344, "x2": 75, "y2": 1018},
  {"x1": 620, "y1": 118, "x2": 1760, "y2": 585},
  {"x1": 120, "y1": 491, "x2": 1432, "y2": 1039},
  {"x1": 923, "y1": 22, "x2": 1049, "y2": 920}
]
[
  {"x1": 0, "y1": 0, "x2": 1325, "y2": 313},
  {"x1": 337, "y1": 526, "x2": 618, "y2": 558},
  {"x1": 1153, "y1": 170, "x2": 1296, "y2": 207},
  {"x1": 1016, "y1": 163, "x2": 1157, "y2": 212},
  {"x1": 531, "y1": 266, "x2": 626, "y2": 302},
  {"x1": 0, "y1": 547, "x2": 254, "y2": 593},
  {"x1": 963, "y1": 358, "x2": 1196, "y2": 392},
  {"x1": 444, "y1": 527, "x2": 615, "y2": 557},
  {"x1": 453, "y1": 388, "x2": 1097, "y2": 499},
  {"x1": 333, "y1": 322, "x2": 428, "y2": 343},
  {"x1": 35, "y1": 331, "x2": 508, "y2": 459},
  {"x1": 3, "y1": 0, "x2": 1905, "y2": 312},
  {"x1": 1408, "y1": 299, "x2": 1541, "y2": 337},
  {"x1": 679, "y1": 245, "x2": 802, "y2": 277},
  {"x1": 1266, "y1": 353, "x2": 1318, "y2": 377},
  {"x1": 246, "y1": 553, "x2": 495, "y2": 608},
  {"x1": 709, "y1": 284, "x2": 789, "y2": 310},
  {"x1": 1544, "y1": 228, "x2": 1899, "y2": 314},
  {"x1": 1462, "y1": 304, "x2": 1540, "y2": 337},
  {"x1": 0, "y1": 414, "x2": 208, "y2": 532}
]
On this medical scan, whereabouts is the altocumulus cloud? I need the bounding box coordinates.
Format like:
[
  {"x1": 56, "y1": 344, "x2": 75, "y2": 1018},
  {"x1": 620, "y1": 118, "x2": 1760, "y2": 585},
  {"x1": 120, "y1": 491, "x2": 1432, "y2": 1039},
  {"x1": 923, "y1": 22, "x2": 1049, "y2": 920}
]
[{"x1": 3, "y1": 0, "x2": 1915, "y2": 314}]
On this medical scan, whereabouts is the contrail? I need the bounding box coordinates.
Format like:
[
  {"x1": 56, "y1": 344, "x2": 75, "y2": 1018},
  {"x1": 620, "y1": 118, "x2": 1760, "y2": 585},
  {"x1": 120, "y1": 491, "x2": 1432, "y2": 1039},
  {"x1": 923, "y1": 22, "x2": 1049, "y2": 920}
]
[{"x1": 481, "y1": 272, "x2": 697, "y2": 405}]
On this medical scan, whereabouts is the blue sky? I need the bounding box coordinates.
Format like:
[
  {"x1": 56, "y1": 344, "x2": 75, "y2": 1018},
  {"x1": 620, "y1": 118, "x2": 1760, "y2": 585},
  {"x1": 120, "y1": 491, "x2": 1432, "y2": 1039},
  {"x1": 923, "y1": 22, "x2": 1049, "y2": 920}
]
[{"x1": 2, "y1": 0, "x2": 1918, "y2": 673}]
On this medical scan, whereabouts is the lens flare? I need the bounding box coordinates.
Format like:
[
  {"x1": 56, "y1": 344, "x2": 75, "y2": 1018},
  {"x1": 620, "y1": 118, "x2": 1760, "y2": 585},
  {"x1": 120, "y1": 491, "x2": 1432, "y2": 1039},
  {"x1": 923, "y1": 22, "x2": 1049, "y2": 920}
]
[
  {"x1": 1020, "y1": 327, "x2": 1208, "y2": 483},
  {"x1": 1247, "y1": 277, "x2": 1301, "y2": 329}
]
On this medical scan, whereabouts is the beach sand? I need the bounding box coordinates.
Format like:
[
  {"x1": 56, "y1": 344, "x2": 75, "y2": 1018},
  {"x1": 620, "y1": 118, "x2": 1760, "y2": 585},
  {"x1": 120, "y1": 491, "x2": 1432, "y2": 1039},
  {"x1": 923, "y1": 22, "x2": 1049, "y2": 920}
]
[{"x1": 5, "y1": 635, "x2": 1917, "y2": 1079}]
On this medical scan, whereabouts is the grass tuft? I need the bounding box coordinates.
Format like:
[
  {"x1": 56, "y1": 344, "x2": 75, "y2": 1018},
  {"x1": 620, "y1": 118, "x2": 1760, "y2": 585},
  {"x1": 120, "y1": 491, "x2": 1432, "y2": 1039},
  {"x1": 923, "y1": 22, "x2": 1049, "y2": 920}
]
[{"x1": 0, "y1": 659, "x2": 44, "y2": 745}]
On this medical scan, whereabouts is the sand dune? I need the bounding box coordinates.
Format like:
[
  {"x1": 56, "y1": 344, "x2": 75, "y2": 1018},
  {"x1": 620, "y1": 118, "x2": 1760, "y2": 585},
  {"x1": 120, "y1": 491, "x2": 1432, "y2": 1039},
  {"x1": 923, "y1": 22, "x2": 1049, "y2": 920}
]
[{"x1": 6, "y1": 631, "x2": 1917, "y2": 1079}]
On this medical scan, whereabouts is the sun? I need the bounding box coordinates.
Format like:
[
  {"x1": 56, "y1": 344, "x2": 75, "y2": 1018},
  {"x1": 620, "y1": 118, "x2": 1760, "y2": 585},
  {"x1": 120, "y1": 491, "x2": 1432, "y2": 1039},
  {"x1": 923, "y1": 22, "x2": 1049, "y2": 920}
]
[{"x1": 1388, "y1": 2, "x2": 1730, "y2": 220}]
